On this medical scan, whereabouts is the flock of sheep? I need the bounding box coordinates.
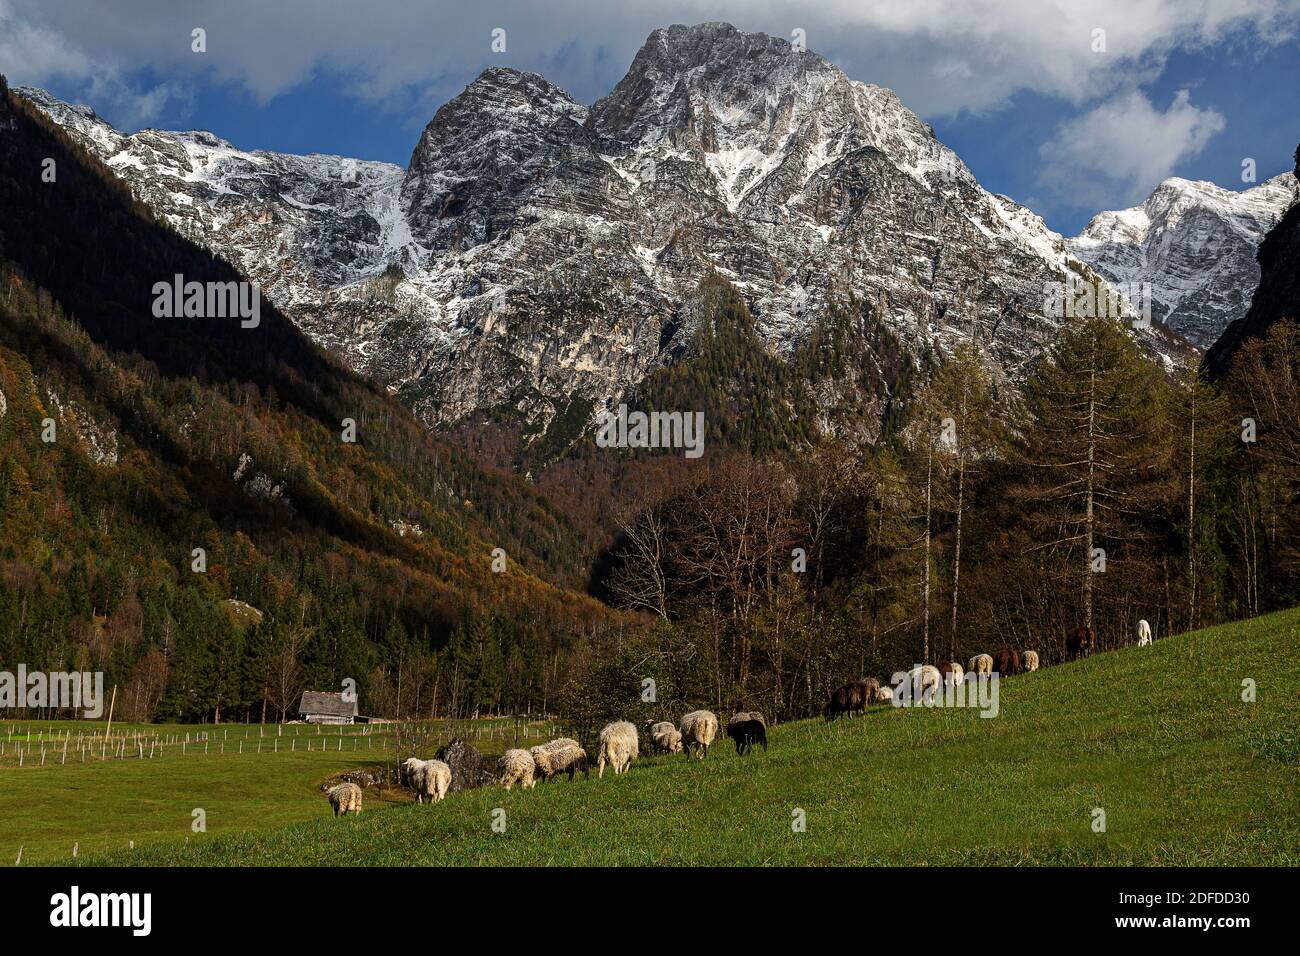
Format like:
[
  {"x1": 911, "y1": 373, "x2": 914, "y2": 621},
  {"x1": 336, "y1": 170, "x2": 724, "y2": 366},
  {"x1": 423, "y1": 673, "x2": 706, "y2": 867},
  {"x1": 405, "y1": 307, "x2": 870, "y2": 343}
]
[
  {"x1": 325, "y1": 620, "x2": 1156, "y2": 816},
  {"x1": 323, "y1": 709, "x2": 760, "y2": 816},
  {"x1": 822, "y1": 619, "x2": 1155, "y2": 719},
  {"x1": 496, "y1": 709, "x2": 749, "y2": 792}
]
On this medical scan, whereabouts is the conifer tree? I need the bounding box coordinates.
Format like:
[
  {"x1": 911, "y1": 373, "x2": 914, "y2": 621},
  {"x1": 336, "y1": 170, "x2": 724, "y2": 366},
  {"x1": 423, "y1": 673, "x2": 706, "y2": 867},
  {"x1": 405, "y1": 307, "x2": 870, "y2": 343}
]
[{"x1": 1015, "y1": 317, "x2": 1169, "y2": 635}]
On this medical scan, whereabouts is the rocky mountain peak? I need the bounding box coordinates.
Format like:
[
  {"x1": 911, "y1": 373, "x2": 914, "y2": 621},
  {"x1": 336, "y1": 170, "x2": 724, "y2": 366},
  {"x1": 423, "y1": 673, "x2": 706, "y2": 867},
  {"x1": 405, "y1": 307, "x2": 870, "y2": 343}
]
[
  {"x1": 1069, "y1": 172, "x2": 1296, "y2": 347},
  {"x1": 588, "y1": 21, "x2": 836, "y2": 148},
  {"x1": 400, "y1": 67, "x2": 590, "y2": 252},
  {"x1": 455, "y1": 66, "x2": 586, "y2": 121}
]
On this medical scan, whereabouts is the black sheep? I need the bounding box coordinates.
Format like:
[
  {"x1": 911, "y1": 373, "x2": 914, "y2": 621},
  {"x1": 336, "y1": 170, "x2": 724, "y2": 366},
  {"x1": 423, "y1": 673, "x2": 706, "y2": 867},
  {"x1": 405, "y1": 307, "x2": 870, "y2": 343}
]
[{"x1": 726, "y1": 711, "x2": 768, "y2": 755}]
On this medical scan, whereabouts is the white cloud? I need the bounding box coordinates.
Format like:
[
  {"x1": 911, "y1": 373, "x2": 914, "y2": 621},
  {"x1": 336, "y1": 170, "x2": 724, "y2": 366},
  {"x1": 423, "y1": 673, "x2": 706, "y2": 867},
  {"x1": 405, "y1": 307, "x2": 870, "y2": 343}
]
[
  {"x1": 4, "y1": 0, "x2": 1297, "y2": 119},
  {"x1": 1036, "y1": 89, "x2": 1227, "y2": 209},
  {"x1": 0, "y1": 0, "x2": 188, "y2": 126},
  {"x1": 0, "y1": 0, "x2": 1290, "y2": 220},
  {"x1": 0, "y1": 0, "x2": 90, "y2": 80}
]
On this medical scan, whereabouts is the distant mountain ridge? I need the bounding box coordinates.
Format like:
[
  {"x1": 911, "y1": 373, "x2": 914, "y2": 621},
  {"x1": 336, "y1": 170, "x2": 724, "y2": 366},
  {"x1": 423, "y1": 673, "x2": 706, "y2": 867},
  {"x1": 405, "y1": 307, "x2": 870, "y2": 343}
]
[
  {"x1": 1068, "y1": 173, "x2": 1296, "y2": 348},
  {"x1": 18, "y1": 22, "x2": 1194, "y2": 455}
]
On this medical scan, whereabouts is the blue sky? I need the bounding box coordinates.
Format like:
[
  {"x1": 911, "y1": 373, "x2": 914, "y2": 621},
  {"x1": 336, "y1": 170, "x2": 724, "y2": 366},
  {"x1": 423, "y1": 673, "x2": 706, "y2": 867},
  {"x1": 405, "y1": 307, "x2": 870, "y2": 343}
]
[{"x1": 4, "y1": 0, "x2": 1297, "y2": 234}]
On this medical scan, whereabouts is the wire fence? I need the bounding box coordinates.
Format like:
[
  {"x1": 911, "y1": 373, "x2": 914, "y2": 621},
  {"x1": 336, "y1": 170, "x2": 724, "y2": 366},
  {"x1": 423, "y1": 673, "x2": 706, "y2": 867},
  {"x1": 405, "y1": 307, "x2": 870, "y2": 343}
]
[{"x1": 0, "y1": 718, "x2": 564, "y2": 768}]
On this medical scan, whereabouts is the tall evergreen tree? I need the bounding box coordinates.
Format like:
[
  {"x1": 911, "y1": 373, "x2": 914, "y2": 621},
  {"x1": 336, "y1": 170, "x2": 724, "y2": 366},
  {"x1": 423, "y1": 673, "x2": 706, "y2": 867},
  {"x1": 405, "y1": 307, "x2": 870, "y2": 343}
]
[{"x1": 1015, "y1": 317, "x2": 1169, "y2": 635}]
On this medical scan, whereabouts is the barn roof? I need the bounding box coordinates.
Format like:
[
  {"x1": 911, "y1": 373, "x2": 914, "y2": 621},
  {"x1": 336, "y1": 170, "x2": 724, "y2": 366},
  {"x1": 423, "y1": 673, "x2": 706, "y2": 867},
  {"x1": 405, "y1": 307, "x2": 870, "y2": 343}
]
[{"x1": 297, "y1": 691, "x2": 358, "y2": 717}]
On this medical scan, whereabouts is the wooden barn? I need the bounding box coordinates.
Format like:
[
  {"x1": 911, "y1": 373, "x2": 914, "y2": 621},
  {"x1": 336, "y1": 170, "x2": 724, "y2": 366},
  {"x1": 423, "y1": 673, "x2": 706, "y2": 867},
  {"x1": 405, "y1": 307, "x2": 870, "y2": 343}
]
[{"x1": 297, "y1": 690, "x2": 359, "y2": 725}]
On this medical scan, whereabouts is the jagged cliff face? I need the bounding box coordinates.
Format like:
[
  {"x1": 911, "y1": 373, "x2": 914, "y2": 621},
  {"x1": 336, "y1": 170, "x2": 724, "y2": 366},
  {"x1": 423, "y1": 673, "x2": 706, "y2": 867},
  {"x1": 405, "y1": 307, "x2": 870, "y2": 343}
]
[
  {"x1": 1069, "y1": 174, "x2": 1296, "y2": 348},
  {"x1": 18, "y1": 22, "x2": 1192, "y2": 449},
  {"x1": 1204, "y1": 157, "x2": 1300, "y2": 375}
]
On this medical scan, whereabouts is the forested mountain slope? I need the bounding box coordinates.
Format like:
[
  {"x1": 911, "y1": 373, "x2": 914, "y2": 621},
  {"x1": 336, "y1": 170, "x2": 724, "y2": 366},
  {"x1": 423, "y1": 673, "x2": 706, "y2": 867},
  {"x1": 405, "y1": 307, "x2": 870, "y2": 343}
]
[{"x1": 0, "y1": 77, "x2": 611, "y2": 722}]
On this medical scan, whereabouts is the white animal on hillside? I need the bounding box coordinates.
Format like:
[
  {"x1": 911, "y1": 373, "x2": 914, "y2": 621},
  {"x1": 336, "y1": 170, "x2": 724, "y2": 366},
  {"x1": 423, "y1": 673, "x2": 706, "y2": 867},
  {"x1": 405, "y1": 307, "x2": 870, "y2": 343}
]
[
  {"x1": 969, "y1": 654, "x2": 994, "y2": 676},
  {"x1": 1022, "y1": 650, "x2": 1039, "y2": 672},
  {"x1": 400, "y1": 756, "x2": 423, "y2": 786},
  {"x1": 877, "y1": 685, "x2": 893, "y2": 703},
  {"x1": 597, "y1": 721, "x2": 640, "y2": 777},
  {"x1": 680, "y1": 710, "x2": 718, "y2": 759},
  {"x1": 905, "y1": 665, "x2": 942, "y2": 704},
  {"x1": 498, "y1": 748, "x2": 536, "y2": 790},
  {"x1": 944, "y1": 662, "x2": 965, "y2": 687},
  {"x1": 1137, "y1": 619, "x2": 1152, "y2": 647},
  {"x1": 649, "y1": 721, "x2": 683, "y2": 754},
  {"x1": 408, "y1": 758, "x2": 451, "y2": 804},
  {"x1": 326, "y1": 782, "x2": 362, "y2": 817},
  {"x1": 529, "y1": 738, "x2": 587, "y2": 781}
]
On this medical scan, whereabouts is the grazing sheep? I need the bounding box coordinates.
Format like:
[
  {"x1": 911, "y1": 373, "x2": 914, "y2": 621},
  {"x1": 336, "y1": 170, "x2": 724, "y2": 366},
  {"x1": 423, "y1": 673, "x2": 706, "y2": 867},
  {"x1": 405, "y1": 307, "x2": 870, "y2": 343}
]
[
  {"x1": 823, "y1": 681, "x2": 869, "y2": 721},
  {"x1": 726, "y1": 711, "x2": 768, "y2": 755},
  {"x1": 401, "y1": 756, "x2": 426, "y2": 792},
  {"x1": 877, "y1": 685, "x2": 893, "y2": 703},
  {"x1": 1066, "y1": 626, "x2": 1095, "y2": 661},
  {"x1": 993, "y1": 647, "x2": 1022, "y2": 676},
  {"x1": 936, "y1": 660, "x2": 964, "y2": 687},
  {"x1": 529, "y1": 738, "x2": 589, "y2": 782},
  {"x1": 648, "y1": 721, "x2": 683, "y2": 754},
  {"x1": 326, "y1": 782, "x2": 362, "y2": 817},
  {"x1": 597, "y1": 721, "x2": 640, "y2": 777},
  {"x1": 969, "y1": 653, "x2": 994, "y2": 676},
  {"x1": 409, "y1": 758, "x2": 451, "y2": 804},
  {"x1": 1022, "y1": 650, "x2": 1039, "y2": 672},
  {"x1": 905, "y1": 665, "x2": 942, "y2": 703},
  {"x1": 1137, "y1": 619, "x2": 1152, "y2": 647},
  {"x1": 400, "y1": 756, "x2": 423, "y2": 786},
  {"x1": 680, "y1": 710, "x2": 719, "y2": 759},
  {"x1": 854, "y1": 678, "x2": 882, "y2": 706},
  {"x1": 498, "y1": 748, "x2": 536, "y2": 791}
]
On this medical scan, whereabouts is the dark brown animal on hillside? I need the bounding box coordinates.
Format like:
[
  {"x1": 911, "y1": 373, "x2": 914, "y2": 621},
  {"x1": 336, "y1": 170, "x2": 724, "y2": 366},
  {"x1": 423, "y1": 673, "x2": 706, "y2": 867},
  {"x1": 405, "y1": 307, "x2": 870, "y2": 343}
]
[
  {"x1": 1065, "y1": 626, "x2": 1096, "y2": 661},
  {"x1": 823, "y1": 682, "x2": 866, "y2": 721},
  {"x1": 993, "y1": 647, "x2": 1022, "y2": 675},
  {"x1": 726, "y1": 712, "x2": 768, "y2": 755}
]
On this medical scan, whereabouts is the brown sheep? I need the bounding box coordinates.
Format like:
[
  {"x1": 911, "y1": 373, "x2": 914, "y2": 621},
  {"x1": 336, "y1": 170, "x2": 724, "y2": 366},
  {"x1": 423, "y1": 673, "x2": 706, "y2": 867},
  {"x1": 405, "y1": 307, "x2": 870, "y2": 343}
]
[
  {"x1": 1065, "y1": 626, "x2": 1095, "y2": 661},
  {"x1": 824, "y1": 679, "x2": 880, "y2": 720},
  {"x1": 993, "y1": 647, "x2": 1022, "y2": 675}
]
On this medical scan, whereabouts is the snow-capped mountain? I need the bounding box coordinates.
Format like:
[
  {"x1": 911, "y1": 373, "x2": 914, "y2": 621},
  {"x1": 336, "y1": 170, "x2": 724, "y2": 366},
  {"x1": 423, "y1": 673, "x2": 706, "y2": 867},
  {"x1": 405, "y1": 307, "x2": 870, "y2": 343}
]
[
  {"x1": 17, "y1": 22, "x2": 1188, "y2": 445},
  {"x1": 1068, "y1": 174, "x2": 1296, "y2": 348}
]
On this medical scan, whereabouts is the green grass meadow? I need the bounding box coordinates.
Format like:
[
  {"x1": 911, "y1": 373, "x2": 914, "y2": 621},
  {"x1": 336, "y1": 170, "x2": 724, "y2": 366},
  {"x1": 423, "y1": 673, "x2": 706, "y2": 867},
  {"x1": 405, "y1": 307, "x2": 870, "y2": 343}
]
[
  {"x1": 3, "y1": 610, "x2": 1297, "y2": 866},
  {"x1": 0, "y1": 718, "x2": 555, "y2": 864}
]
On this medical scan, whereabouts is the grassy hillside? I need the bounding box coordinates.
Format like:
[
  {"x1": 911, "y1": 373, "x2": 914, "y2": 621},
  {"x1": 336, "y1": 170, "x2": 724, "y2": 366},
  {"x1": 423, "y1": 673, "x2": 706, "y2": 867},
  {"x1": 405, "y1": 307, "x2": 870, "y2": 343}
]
[
  {"x1": 44, "y1": 608, "x2": 1300, "y2": 867},
  {"x1": 0, "y1": 718, "x2": 558, "y2": 864}
]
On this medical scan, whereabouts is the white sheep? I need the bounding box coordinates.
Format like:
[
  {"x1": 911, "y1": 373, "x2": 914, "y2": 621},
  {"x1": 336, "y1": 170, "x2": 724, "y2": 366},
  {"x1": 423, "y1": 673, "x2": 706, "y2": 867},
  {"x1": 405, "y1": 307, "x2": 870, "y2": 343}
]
[
  {"x1": 1022, "y1": 650, "x2": 1040, "y2": 671},
  {"x1": 648, "y1": 720, "x2": 683, "y2": 754},
  {"x1": 944, "y1": 661, "x2": 965, "y2": 687},
  {"x1": 498, "y1": 748, "x2": 536, "y2": 790},
  {"x1": 400, "y1": 756, "x2": 423, "y2": 786},
  {"x1": 1137, "y1": 619, "x2": 1152, "y2": 647},
  {"x1": 877, "y1": 685, "x2": 893, "y2": 703},
  {"x1": 529, "y1": 738, "x2": 588, "y2": 782},
  {"x1": 969, "y1": 653, "x2": 993, "y2": 676},
  {"x1": 408, "y1": 758, "x2": 451, "y2": 804},
  {"x1": 326, "y1": 782, "x2": 362, "y2": 817},
  {"x1": 680, "y1": 710, "x2": 718, "y2": 759},
  {"x1": 905, "y1": 665, "x2": 942, "y2": 704},
  {"x1": 597, "y1": 721, "x2": 640, "y2": 777}
]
